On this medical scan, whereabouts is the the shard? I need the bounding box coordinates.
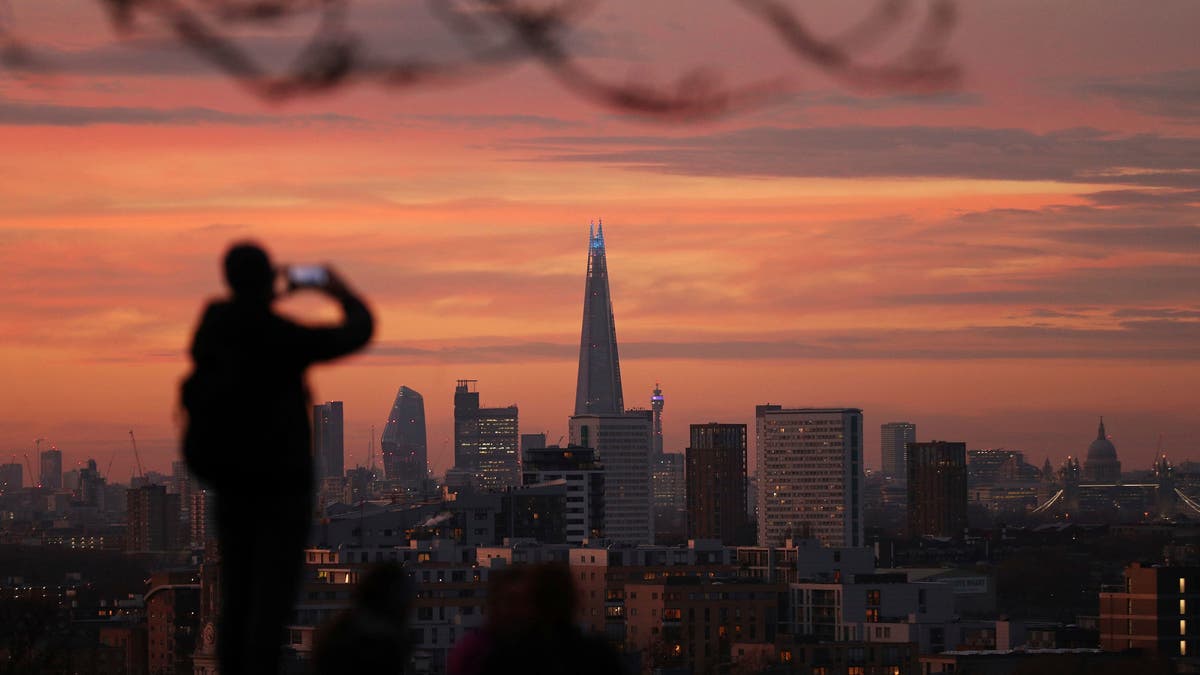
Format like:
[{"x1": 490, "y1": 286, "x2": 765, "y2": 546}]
[
  {"x1": 380, "y1": 385, "x2": 428, "y2": 490},
  {"x1": 575, "y1": 222, "x2": 625, "y2": 415}
]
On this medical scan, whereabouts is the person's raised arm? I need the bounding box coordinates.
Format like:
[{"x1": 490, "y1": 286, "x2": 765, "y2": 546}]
[{"x1": 295, "y1": 266, "x2": 374, "y2": 364}]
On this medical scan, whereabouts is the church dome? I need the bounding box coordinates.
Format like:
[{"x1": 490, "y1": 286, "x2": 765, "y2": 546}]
[
  {"x1": 1083, "y1": 417, "x2": 1121, "y2": 482},
  {"x1": 1087, "y1": 425, "x2": 1117, "y2": 461}
]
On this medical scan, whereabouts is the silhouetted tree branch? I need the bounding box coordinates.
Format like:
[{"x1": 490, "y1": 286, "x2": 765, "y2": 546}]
[{"x1": 1, "y1": 0, "x2": 960, "y2": 119}]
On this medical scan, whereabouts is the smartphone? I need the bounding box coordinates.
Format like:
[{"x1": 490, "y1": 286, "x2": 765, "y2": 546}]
[{"x1": 287, "y1": 265, "x2": 328, "y2": 288}]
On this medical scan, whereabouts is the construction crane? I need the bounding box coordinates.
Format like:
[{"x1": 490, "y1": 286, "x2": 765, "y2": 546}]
[
  {"x1": 129, "y1": 430, "x2": 145, "y2": 479},
  {"x1": 368, "y1": 425, "x2": 376, "y2": 473},
  {"x1": 23, "y1": 454, "x2": 37, "y2": 488}
]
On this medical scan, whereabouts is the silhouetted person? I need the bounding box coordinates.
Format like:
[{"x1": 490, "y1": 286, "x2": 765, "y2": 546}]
[
  {"x1": 182, "y1": 242, "x2": 373, "y2": 675},
  {"x1": 450, "y1": 564, "x2": 625, "y2": 675},
  {"x1": 312, "y1": 562, "x2": 415, "y2": 675}
]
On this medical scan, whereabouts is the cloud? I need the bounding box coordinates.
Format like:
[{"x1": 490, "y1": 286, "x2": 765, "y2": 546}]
[
  {"x1": 884, "y1": 265, "x2": 1200, "y2": 308},
  {"x1": 1036, "y1": 225, "x2": 1200, "y2": 252},
  {"x1": 513, "y1": 125, "x2": 1200, "y2": 188},
  {"x1": 0, "y1": 98, "x2": 361, "y2": 127},
  {"x1": 396, "y1": 113, "x2": 581, "y2": 130},
  {"x1": 1078, "y1": 69, "x2": 1200, "y2": 120},
  {"x1": 1111, "y1": 307, "x2": 1200, "y2": 319},
  {"x1": 361, "y1": 317, "x2": 1200, "y2": 364}
]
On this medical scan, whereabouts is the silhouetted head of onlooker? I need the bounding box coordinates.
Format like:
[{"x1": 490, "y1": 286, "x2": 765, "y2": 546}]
[
  {"x1": 526, "y1": 563, "x2": 576, "y2": 630},
  {"x1": 312, "y1": 562, "x2": 415, "y2": 675},
  {"x1": 223, "y1": 241, "x2": 275, "y2": 303}
]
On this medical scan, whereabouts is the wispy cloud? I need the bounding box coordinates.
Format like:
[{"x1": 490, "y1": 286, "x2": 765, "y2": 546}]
[
  {"x1": 0, "y1": 98, "x2": 362, "y2": 127},
  {"x1": 1078, "y1": 69, "x2": 1200, "y2": 120},
  {"x1": 513, "y1": 126, "x2": 1200, "y2": 188}
]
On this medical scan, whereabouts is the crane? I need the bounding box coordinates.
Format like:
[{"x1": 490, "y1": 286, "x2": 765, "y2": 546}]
[
  {"x1": 368, "y1": 425, "x2": 376, "y2": 473},
  {"x1": 23, "y1": 454, "x2": 36, "y2": 488},
  {"x1": 129, "y1": 430, "x2": 145, "y2": 479}
]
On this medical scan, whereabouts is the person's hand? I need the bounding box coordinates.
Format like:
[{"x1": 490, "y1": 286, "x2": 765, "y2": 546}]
[{"x1": 321, "y1": 265, "x2": 352, "y2": 299}]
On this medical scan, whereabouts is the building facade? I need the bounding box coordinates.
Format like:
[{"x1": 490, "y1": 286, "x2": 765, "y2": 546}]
[
  {"x1": 653, "y1": 453, "x2": 687, "y2": 545},
  {"x1": 881, "y1": 421, "x2": 916, "y2": 480},
  {"x1": 571, "y1": 413, "x2": 653, "y2": 545},
  {"x1": 454, "y1": 380, "x2": 520, "y2": 492},
  {"x1": 380, "y1": 385, "x2": 428, "y2": 489},
  {"x1": 907, "y1": 441, "x2": 968, "y2": 539},
  {"x1": 1100, "y1": 562, "x2": 1200, "y2": 656},
  {"x1": 40, "y1": 448, "x2": 63, "y2": 489},
  {"x1": 686, "y1": 423, "x2": 750, "y2": 545},
  {"x1": 522, "y1": 445, "x2": 605, "y2": 545},
  {"x1": 312, "y1": 401, "x2": 344, "y2": 481},
  {"x1": 126, "y1": 484, "x2": 182, "y2": 553},
  {"x1": 756, "y1": 406, "x2": 864, "y2": 548}
]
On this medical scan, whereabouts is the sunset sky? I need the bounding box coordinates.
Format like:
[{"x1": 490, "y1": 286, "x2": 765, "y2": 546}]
[{"x1": 1, "y1": 0, "x2": 1198, "y2": 481}]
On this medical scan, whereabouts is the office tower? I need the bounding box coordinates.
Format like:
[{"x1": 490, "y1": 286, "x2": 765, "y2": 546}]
[
  {"x1": 523, "y1": 445, "x2": 605, "y2": 545},
  {"x1": 651, "y1": 383, "x2": 665, "y2": 457},
  {"x1": 756, "y1": 406, "x2": 864, "y2": 548},
  {"x1": 126, "y1": 484, "x2": 182, "y2": 552},
  {"x1": 686, "y1": 423, "x2": 750, "y2": 545},
  {"x1": 521, "y1": 433, "x2": 547, "y2": 454},
  {"x1": 571, "y1": 413, "x2": 653, "y2": 544},
  {"x1": 454, "y1": 380, "x2": 520, "y2": 491},
  {"x1": 381, "y1": 385, "x2": 428, "y2": 489},
  {"x1": 40, "y1": 448, "x2": 62, "y2": 489},
  {"x1": 906, "y1": 441, "x2": 967, "y2": 539},
  {"x1": 78, "y1": 459, "x2": 106, "y2": 507},
  {"x1": 1084, "y1": 417, "x2": 1122, "y2": 483},
  {"x1": 653, "y1": 453, "x2": 687, "y2": 545},
  {"x1": 312, "y1": 401, "x2": 344, "y2": 480},
  {"x1": 0, "y1": 463, "x2": 21, "y2": 493},
  {"x1": 881, "y1": 422, "x2": 916, "y2": 479},
  {"x1": 575, "y1": 222, "x2": 624, "y2": 415}
]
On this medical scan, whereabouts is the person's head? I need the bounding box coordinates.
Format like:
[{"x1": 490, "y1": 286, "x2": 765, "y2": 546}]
[{"x1": 223, "y1": 241, "x2": 275, "y2": 302}]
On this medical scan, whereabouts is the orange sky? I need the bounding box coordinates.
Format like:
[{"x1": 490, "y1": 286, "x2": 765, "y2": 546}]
[{"x1": 1, "y1": 0, "x2": 1198, "y2": 480}]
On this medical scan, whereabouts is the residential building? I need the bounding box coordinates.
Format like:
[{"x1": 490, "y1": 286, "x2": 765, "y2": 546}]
[
  {"x1": 686, "y1": 423, "x2": 750, "y2": 545},
  {"x1": 906, "y1": 441, "x2": 968, "y2": 539},
  {"x1": 756, "y1": 406, "x2": 864, "y2": 548},
  {"x1": 881, "y1": 422, "x2": 916, "y2": 480}
]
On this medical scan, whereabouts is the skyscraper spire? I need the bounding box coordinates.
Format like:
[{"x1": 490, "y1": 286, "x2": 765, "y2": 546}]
[{"x1": 575, "y1": 222, "x2": 624, "y2": 415}]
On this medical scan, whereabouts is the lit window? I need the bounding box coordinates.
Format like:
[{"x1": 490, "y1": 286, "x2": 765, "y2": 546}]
[
  {"x1": 1183, "y1": 578, "x2": 1188, "y2": 594},
  {"x1": 1183, "y1": 620, "x2": 1188, "y2": 636},
  {"x1": 1183, "y1": 600, "x2": 1188, "y2": 615},
  {"x1": 1182, "y1": 640, "x2": 1188, "y2": 656}
]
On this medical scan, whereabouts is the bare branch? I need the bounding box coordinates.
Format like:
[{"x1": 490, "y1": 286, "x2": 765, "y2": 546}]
[{"x1": 2, "y1": 0, "x2": 961, "y2": 118}]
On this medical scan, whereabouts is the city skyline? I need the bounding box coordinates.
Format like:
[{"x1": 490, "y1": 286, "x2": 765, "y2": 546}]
[{"x1": 2, "y1": 1, "x2": 1199, "y2": 479}]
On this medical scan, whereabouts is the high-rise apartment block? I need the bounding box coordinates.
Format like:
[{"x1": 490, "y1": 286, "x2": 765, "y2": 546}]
[
  {"x1": 126, "y1": 484, "x2": 182, "y2": 552},
  {"x1": 881, "y1": 421, "x2": 916, "y2": 479},
  {"x1": 756, "y1": 406, "x2": 864, "y2": 548},
  {"x1": 570, "y1": 413, "x2": 653, "y2": 544},
  {"x1": 686, "y1": 423, "x2": 750, "y2": 545},
  {"x1": 522, "y1": 445, "x2": 605, "y2": 545},
  {"x1": 40, "y1": 448, "x2": 63, "y2": 489},
  {"x1": 454, "y1": 380, "x2": 520, "y2": 491},
  {"x1": 0, "y1": 463, "x2": 22, "y2": 494},
  {"x1": 906, "y1": 440, "x2": 968, "y2": 539},
  {"x1": 381, "y1": 385, "x2": 428, "y2": 489},
  {"x1": 312, "y1": 401, "x2": 344, "y2": 480}
]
